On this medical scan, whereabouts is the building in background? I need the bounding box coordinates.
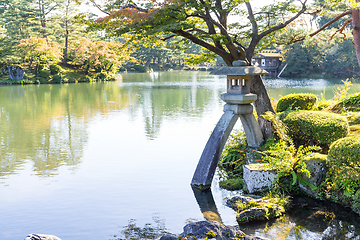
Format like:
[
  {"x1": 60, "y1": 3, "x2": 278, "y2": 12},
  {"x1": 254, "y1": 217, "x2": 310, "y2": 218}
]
[{"x1": 252, "y1": 50, "x2": 283, "y2": 77}]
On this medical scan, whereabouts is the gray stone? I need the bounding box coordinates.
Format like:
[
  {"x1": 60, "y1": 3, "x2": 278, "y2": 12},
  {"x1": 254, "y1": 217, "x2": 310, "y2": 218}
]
[
  {"x1": 239, "y1": 114, "x2": 264, "y2": 148},
  {"x1": 160, "y1": 234, "x2": 178, "y2": 240},
  {"x1": 8, "y1": 65, "x2": 25, "y2": 81},
  {"x1": 299, "y1": 154, "x2": 327, "y2": 197},
  {"x1": 243, "y1": 164, "x2": 277, "y2": 193},
  {"x1": 179, "y1": 221, "x2": 269, "y2": 240},
  {"x1": 224, "y1": 104, "x2": 253, "y2": 115},
  {"x1": 221, "y1": 93, "x2": 257, "y2": 105},
  {"x1": 25, "y1": 234, "x2": 61, "y2": 240}
]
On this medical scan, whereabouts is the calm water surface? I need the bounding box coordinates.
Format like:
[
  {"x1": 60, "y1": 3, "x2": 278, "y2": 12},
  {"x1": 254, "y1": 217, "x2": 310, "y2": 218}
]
[{"x1": 1, "y1": 71, "x2": 360, "y2": 240}]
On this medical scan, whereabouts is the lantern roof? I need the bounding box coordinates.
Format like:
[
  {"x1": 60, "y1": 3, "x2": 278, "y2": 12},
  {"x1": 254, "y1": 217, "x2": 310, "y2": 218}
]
[{"x1": 210, "y1": 60, "x2": 268, "y2": 76}]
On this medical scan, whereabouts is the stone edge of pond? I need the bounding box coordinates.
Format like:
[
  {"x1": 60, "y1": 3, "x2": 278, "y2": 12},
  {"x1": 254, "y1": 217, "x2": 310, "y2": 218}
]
[{"x1": 160, "y1": 220, "x2": 269, "y2": 240}]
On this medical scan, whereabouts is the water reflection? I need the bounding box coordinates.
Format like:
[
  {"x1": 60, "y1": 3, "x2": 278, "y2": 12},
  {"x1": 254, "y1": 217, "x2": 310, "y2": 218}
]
[
  {"x1": 0, "y1": 83, "x2": 136, "y2": 178},
  {"x1": 111, "y1": 216, "x2": 170, "y2": 240},
  {"x1": 0, "y1": 73, "x2": 222, "y2": 178},
  {"x1": 241, "y1": 196, "x2": 360, "y2": 239},
  {"x1": 263, "y1": 78, "x2": 332, "y2": 90},
  {"x1": 192, "y1": 187, "x2": 222, "y2": 223}
]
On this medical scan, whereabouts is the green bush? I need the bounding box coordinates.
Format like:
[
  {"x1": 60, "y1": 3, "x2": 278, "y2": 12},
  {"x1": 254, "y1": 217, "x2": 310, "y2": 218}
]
[
  {"x1": 326, "y1": 136, "x2": 360, "y2": 213},
  {"x1": 133, "y1": 64, "x2": 147, "y2": 73},
  {"x1": 276, "y1": 93, "x2": 317, "y2": 112},
  {"x1": 36, "y1": 64, "x2": 46, "y2": 73},
  {"x1": 119, "y1": 66, "x2": 126, "y2": 72},
  {"x1": 39, "y1": 70, "x2": 51, "y2": 79},
  {"x1": 282, "y1": 111, "x2": 349, "y2": 151},
  {"x1": 51, "y1": 74, "x2": 62, "y2": 83},
  {"x1": 49, "y1": 64, "x2": 62, "y2": 75},
  {"x1": 94, "y1": 72, "x2": 108, "y2": 81}
]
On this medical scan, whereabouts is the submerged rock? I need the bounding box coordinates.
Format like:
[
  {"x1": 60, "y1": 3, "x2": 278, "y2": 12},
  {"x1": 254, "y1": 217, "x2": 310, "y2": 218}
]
[
  {"x1": 226, "y1": 196, "x2": 288, "y2": 224},
  {"x1": 25, "y1": 234, "x2": 61, "y2": 240},
  {"x1": 168, "y1": 220, "x2": 269, "y2": 240}
]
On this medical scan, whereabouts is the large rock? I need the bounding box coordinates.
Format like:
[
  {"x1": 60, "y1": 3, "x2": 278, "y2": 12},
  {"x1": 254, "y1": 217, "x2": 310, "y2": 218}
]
[
  {"x1": 174, "y1": 221, "x2": 269, "y2": 240},
  {"x1": 25, "y1": 234, "x2": 61, "y2": 240},
  {"x1": 299, "y1": 153, "x2": 327, "y2": 197},
  {"x1": 226, "y1": 196, "x2": 286, "y2": 224},
  {"x1": 243, "y1": 164, "x2": 277, "y2": 193}
]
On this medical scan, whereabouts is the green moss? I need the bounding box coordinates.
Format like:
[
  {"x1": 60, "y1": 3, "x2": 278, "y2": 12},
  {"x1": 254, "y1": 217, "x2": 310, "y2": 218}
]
[
  {"x1": 276, "y1": 93, "x2": 317, "y2": 112},
  {"x1": 234, "y1": 196, "x2": 290, "y2": 223},
  {"x1": 205, "y1": 230, "x2": 216, "y2": 238},
  {"x1": 219, "y1": 178, "x2": 244, "y2": 190},
  {"x1": 282, "y1": 111, "x2": 349, "y2": 152}
]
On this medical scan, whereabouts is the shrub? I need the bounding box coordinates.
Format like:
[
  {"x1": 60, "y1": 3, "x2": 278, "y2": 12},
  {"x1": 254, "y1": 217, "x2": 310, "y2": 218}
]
[
  {"x1": 49, "y1": 64, "x2": 62, "y2": 75},
  {"x1": 51, "y1": 74, "x2": 62, "y2": 83},
  {"x1": 282, "y1": 111, "x2": 349, "y2": 152},
  {"x1": 95, "y1": 72, "x2": 108, "y2": 81},
  {"x1": 38, "y1": 70, "x2": 51, "y2": 79},
  {"x1": 119, "y1": 66, "x2": 126, "y2": 72},
  {"x1": 326, "y1": 136, "x2": 360, "y2": 213},
  {"x1": 276, "y1": 93, "x2": 317, "y2": 112},
  {"x1": 133, "y1": 64, "x2": 147, "y2": 73}
]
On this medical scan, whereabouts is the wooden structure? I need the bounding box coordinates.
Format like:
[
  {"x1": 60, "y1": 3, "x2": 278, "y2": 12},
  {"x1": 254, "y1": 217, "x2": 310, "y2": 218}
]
[{"x1": 252, "y1": 50, "x2": 282, "y2": 76}]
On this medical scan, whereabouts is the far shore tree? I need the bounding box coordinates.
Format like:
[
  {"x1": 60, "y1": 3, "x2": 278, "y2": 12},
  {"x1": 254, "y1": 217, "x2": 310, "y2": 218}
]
[{"x1": 91, "y1": 0, "x2": 313, "y2": 138}]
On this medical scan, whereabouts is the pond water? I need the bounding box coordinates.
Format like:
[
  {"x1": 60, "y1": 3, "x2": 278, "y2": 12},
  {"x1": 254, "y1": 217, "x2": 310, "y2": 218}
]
[{"x1": 1, "y1": 71, "x2": 360, "y2": 240}]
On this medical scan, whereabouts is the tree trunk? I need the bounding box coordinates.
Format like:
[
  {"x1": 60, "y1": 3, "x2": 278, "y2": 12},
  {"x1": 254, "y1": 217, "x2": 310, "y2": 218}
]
[
  {"x1": 353, "y1": 4, "x2": 360, "y2": 67},
  {"x1": 250, "y1": 75, "x2": 275, "y2": 139}
]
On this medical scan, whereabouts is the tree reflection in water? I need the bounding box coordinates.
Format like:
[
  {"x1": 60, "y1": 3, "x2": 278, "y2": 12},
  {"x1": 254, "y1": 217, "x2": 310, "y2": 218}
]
[{"x1": 111, "y1": 216, "x2": 171, "y2": 240}]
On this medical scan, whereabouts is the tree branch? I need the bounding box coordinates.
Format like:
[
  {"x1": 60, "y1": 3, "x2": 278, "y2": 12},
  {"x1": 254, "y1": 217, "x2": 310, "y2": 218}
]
[
  {"x1": 259, "y1": 0, "x2": 307, "y2": 39},
  {"x1": 330, "y1": 18, "x2": 352, "y2": 40},
  {"x1": 90, "y1": 0, "x2": 110, "y2": 15},
  {"x1": 172, "y1": 29, "x2": 232, "y2": 62},
  {"x1": 245, "y1": 1, "x2": 258, "y2": 37},
  {"x1": 310, "y1": 10, "x2": 352, "y2": 37}
]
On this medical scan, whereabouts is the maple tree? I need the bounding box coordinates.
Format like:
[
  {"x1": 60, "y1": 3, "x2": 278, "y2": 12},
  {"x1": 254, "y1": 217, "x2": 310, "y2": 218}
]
[
  {"x1": 69, "y1": 37, "x2": 131, "y2": 73},
  {"x1": 18, "y1": 37, "x2": 63, "y2": 71}
]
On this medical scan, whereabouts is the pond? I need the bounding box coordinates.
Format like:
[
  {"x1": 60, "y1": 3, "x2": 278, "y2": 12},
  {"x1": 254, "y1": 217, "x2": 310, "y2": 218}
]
[{"x1": 1, "y1": 71, "x2": 360, "y2": 240}]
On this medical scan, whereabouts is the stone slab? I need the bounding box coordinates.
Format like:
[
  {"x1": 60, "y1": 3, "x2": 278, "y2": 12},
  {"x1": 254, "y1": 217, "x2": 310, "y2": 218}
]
[{"x1": 243, "y1": 164, "x2": 277, "y2": 193}]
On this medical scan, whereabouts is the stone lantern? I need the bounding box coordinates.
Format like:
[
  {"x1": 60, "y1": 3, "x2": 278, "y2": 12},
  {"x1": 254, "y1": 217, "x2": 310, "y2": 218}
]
[{"x1": 191, "y1": 60, "x2": 268, "y2": 190}]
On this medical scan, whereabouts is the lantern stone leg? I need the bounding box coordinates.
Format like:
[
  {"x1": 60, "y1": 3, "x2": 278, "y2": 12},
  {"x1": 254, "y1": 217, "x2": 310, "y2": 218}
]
[{"x1": 191, "y1": 110, "x2": 239, "y2": 189}]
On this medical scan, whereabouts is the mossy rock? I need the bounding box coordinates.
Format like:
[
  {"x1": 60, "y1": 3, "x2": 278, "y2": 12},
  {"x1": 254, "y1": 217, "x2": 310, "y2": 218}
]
[
  {"x1": 227, "y1": 196, "x2": 289, "y2": 224},
  {"x1": 276, "y1": 93, "x2": 317, "y2": 112},
  {"x1": 326, "y1": 136, "x2": 360, "y2": 214},
  {"x1": 282, "y1": 111, "x2": 349, "y2": 152}
]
